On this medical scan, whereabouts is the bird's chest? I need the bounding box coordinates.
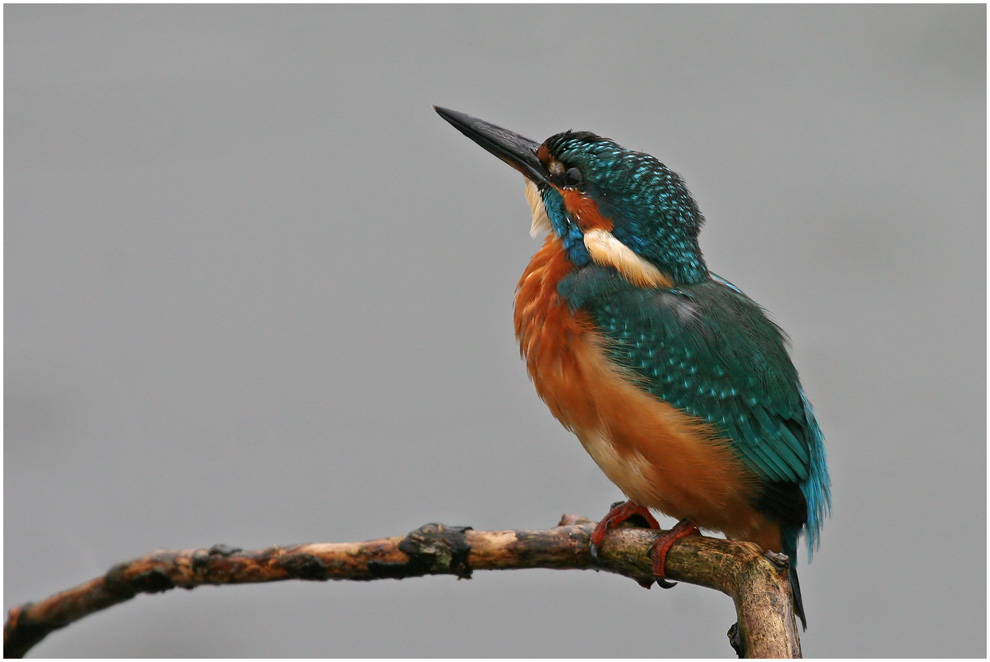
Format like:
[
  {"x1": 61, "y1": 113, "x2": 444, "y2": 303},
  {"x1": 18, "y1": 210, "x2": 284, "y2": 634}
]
[
  {"x1": 512, "y1": 239, "x2": 656, "y2": 441},
  {"x1": 513, "y1": 238, "x2": 600, "y2": 434},
  {"x1": 513, "y1": 241, "x2": 652, "y2": 481}
]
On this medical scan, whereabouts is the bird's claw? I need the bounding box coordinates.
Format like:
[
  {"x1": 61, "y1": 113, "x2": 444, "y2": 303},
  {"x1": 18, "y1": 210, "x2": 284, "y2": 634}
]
[
  {"x1": 648, "y1": 518, "x2": 700, "y2": 590},
  {"x1": 589, "y1": 501, "x2": 664, "y2": 569}
]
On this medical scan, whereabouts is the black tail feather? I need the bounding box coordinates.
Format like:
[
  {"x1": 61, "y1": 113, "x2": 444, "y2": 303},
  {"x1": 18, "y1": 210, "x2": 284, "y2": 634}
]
[
  {"x1": 783, "y1": 527, "x2": 807, "y2": 630},
  {"x1": 790, "y1": 562, "x2": 807, "y2": 630}
]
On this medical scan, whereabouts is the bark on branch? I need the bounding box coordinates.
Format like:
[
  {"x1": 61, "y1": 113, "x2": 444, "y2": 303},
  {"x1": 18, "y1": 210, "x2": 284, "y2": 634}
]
[{"x1": 3, "y1": 515, "x2": 801, "y2": 658}]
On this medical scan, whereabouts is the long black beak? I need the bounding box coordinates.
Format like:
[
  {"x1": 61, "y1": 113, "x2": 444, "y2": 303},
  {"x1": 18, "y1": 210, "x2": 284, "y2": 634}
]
[{"x1": 434, "y1": 106, "x2": 549, "y2": 187}]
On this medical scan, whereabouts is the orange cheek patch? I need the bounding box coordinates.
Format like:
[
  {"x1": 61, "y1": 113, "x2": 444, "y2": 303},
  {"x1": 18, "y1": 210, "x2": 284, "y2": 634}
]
[{"x1": 561, "y1": 189, "x2": 614, "y2": 232}]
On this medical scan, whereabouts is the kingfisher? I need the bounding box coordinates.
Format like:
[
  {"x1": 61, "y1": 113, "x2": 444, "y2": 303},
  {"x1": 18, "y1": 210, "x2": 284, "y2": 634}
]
[{"x1": 434, "y1": 107, "x2": 830, "y2": 628}]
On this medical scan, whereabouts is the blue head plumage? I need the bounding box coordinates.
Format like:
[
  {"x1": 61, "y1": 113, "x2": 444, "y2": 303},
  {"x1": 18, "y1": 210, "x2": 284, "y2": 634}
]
[{"x1": 537, "y1": 131, "x2": 709, "y2": 284}]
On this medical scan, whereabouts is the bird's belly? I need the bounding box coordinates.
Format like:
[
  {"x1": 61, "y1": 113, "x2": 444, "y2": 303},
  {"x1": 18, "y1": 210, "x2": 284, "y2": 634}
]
[{"x1": 538, "y1": 330, "x2": 761, "y2": 533}]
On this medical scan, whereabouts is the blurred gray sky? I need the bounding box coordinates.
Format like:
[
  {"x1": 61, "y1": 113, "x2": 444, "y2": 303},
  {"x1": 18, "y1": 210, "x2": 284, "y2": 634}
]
[{"x1": 5, "y1": 4, "x2": 985, "y2": 657}]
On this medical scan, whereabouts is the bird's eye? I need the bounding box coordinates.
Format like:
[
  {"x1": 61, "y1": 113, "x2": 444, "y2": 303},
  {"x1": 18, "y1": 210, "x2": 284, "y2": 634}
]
[{"x1": 563, "y1": 167, "x2": 584, "y2": 188}]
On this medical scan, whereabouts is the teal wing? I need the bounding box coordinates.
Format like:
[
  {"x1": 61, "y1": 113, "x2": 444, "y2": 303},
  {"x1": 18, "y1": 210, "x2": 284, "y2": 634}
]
[{"x1": 559, "y1": 266, "x2": 830, "y2": 546}]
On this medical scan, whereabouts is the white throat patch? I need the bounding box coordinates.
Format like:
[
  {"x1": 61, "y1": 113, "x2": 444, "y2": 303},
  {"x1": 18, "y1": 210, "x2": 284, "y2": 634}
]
[{"x1": 524, "y1": 179, "x2": 552, "y2": 238}]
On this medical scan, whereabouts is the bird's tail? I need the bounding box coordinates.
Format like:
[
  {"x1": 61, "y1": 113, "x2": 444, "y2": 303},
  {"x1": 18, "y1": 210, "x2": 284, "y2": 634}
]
[{"x1": 782, "y1": 526, "x2": 806, "y2": 630}]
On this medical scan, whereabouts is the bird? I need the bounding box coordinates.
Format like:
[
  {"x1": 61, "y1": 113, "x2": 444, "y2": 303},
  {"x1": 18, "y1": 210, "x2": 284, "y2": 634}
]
[{"x1": 434, "y1": 106, "x2": 830, "y2": 628}]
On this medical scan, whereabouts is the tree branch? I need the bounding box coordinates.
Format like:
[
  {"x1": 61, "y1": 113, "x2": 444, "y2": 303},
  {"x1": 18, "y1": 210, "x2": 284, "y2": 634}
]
[{"x1": 3, "y1": 516, "x2": 801, "y2": 658}]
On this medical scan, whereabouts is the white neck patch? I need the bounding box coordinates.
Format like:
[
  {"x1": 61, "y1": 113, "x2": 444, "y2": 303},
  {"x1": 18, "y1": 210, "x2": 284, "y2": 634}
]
[{"x1": 583, "y1": 228, "x2": 671, "y2": 289}]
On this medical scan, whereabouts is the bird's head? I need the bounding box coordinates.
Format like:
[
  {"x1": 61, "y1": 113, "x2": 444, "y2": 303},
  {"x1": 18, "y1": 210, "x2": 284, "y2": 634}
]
[{"x1": 435, "y1": 107, "x2": 708, "y2": 287}]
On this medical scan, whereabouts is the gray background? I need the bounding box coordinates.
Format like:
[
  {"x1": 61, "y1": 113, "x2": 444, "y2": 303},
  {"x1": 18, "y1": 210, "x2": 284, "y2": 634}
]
[{"x1": 5, "y1": 4, "x2": 985, "y2": 658}]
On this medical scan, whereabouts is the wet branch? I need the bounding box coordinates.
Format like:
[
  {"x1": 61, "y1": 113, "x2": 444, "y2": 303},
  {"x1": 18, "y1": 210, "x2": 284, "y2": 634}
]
[{"x1": 4, "y1": 515, "x2": 801, "y2": 658}]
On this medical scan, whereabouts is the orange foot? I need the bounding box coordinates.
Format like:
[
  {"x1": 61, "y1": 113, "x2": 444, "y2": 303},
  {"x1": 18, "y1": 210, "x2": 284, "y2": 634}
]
[
  {"x1": 589, "y1": 500, "x2": 660, "y2": 562},
  {"x1": 650, "y1": 518, "x2": 701, "y2": 588}
]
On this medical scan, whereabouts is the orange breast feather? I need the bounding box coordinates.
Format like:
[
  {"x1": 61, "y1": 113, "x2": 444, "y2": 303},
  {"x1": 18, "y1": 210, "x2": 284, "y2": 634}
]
[{"x1": 513, "y1": 236, "x2": 780, "y2": 549}]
